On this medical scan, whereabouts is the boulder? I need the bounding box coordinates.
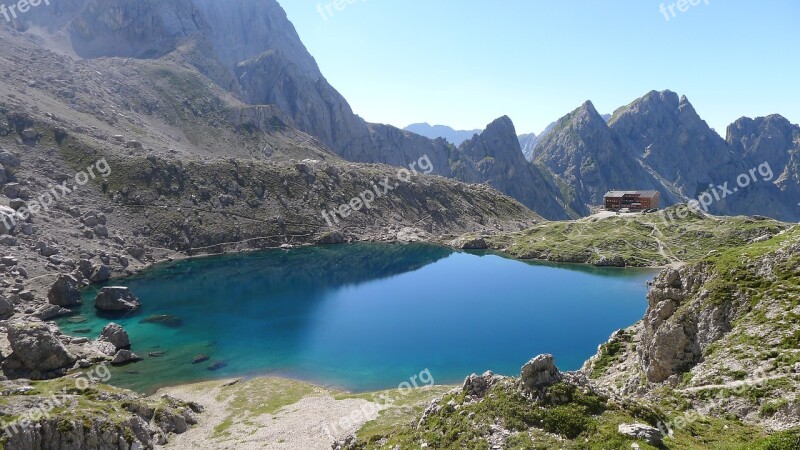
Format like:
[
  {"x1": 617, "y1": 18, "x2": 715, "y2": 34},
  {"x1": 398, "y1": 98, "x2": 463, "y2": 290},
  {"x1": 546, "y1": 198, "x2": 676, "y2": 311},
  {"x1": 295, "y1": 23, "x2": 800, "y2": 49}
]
[
  {"x1": 0, "y1": 163, "x2": 5, "y2": 185},
  {"x1": 47, "y1": 274, "x2": 83, "y2": 306},
  {"x1": 111, "y1": 349, "x2": 143, "y2": 366},
  {"x1": 595, "y1": 255, "x2": 626, "y2": 267},
  {"x1": 4, "y1": 320, "x2": 77, "y2": 373},
  {"x1": 0, "y1": 296, "x2": 14, "y2": 318},
  {"x1": 0, "y1": 150, "x2": 19, "y2": 167},
  {"x1": 95, "y1": 287, "x2": 141, "y2": 312},
  {"x1": 450, "y1": 236, "x2": 489, "y2": 250},
  {"x1": 90, "y1": 263, "x2": 111, "y2": 282},
  {"x1": 32, "y1": 304, "x2": 70, "y2": 320},
  {"x1": 521, "y1": 354, "x2": 562, "y2": 391},
  {"x1": 462, "y1": 370, "x2": 503, "y2": 397},
  {"x1": 618, "y1": 423, "x2": 663, "y2": 445},
  {"x1": 99, "y1": 323, "x2": 130, "y2": 350}
]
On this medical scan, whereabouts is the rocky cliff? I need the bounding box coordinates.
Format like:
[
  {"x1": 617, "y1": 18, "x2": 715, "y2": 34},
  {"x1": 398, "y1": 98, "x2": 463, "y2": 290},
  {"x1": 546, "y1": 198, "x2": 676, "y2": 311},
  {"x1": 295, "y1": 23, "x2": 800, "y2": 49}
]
[
  {"x1": 728, "y1": 114, "x2": 800, "y2": 205},
  {"x1": 585, "y1": 225, "x2": 800, "y2": 430},
  {"x1": 531, "y1": 101, "x2": 673, "y2": 212},
  {"x1": 453, "y1": 117, "x2": 573, "y2": 219},
  {"x1": 609, "y1": 90, "x2": 798, "y2": 220}
]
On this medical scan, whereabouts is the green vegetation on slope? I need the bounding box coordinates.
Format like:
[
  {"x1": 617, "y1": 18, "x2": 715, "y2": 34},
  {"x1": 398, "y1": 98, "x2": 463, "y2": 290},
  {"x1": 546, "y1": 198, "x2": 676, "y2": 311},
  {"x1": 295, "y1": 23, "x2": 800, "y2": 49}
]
[
  {"x1": 488, "y1": 207, "x2": 789, "y2": 267},
  {"x1": 347, "y1": 377, "x2": 800, "y2": 449}
]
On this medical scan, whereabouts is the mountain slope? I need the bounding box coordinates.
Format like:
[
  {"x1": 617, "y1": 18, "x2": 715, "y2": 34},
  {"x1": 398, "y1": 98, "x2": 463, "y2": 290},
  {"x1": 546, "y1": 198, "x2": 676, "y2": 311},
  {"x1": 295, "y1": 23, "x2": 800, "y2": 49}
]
[
  {"x1": 609, "y1": 91, "x2": 798, "y2": 220},
  {"x1": 727, "y1": 114, "x2": 800, "y2": 203},
  {"x1": 14, "y1": 0, "x2": 570, "y2": 220},
  {"x1": 451, "y1": 117, "x2": 573, "y2": 220},
  {"x1": 531, "y1": 101, "x2": 673, "y2": 212}
]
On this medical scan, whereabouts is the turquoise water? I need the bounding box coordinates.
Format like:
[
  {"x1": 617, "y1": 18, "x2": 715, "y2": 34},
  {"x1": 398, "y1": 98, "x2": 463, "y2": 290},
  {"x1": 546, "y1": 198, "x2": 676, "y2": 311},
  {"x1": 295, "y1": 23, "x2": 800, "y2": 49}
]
[{"x1": 56, "y1": 243, "x2": 656, "y2": 393}]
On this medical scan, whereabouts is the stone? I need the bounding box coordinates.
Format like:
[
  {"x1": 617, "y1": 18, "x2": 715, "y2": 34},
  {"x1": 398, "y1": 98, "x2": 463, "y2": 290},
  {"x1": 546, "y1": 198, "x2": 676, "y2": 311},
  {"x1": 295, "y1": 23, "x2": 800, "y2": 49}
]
[
  {"x1": 318, "y1": 231, "x2": 345, "y2": 245},
  {"x1": 99, "y1": 322, "x2": 130, "y2": 350},
  {"x1": 90, "y1": 263, "x2": 111, "y2": 282},
  {"x1": 450, "y1": 236, "x2": 489, "y2": 250},
  {"x1": 207, "y1": 361, "x2": 227, "y2": 371},
  {"x1": 47, "y1": 274, "x2": 83, "y2": 306},
  {"x1": 3, "y1": 320, "x2": 77, "y2": 373},
  {"x1": 33, "y1": 304, "x2": 70, "y2": 320},
  {"x1": 521, "y1": 354, "x2": 562, "y2": 391},
  {"x1": 111, "y1": 349, "x2": 142, "y2": 366},
  {"x1": 595, "y1": 255, "x2": 626, "y2": 267},
  {"x1": 95, "y1": 286, "x2": 141, "y2": 312},
  {"x1": 192, "y1": 354, "x2": 210, "y2": 364},
  {"x1": 0, "y1": 296, "x2": 14, "y2": 318},
  {"x1": 462, "y1": 371, "x2": 502, "y2": 397},
  {"x1": 0, "y1": 151, "x2": 19, "y2": 167},
  {"x1": 1, "y1": 182, "x2": 21, "y2": 198},
  {"x1": 617, "y1": 423, "x2": 663, "y2": 445}
]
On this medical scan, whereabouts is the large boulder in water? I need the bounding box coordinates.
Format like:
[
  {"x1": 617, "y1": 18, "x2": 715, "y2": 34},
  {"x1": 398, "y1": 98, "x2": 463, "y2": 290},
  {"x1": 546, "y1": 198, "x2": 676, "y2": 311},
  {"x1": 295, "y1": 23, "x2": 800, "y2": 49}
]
[
  {"x1": 95, "y1": 287, "x2": 141, "y2": 312},
  {"x1": 521, "y1": 354, "x2": 562, "y2": 391},
  {"x1": 47, "y1": 274, "x2": 83, "y2": 306},
  {"x1": 2, "y1": 320, "x2": 77, "y2": 378},
  {"x1": 99, "y1": 322, "x2": 130, "y2": 350}
]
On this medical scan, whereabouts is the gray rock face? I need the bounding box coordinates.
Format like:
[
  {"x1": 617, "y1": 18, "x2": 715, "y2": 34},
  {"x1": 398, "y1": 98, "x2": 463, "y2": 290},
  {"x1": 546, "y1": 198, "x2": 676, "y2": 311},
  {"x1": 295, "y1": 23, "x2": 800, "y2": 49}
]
[
  {"x1": 521, "y1": 354, "x2": 562, "y2": 391},
  {"x1": 532, "y1": 101, "x2": 672, "y2": 213},
  {"x1": 95, "y1": 287, "x2": 141, "y2": 312},
  {"x1": 454, "y1": 116, "x2": 570, "y2": 219},
  {"x1": 618, "y1": 423, "x2": 663, "y2": 445},
  {"x1": 47, "y1": 274, "x2": 83, "y2": 306},
  {"x1": 610, "y1": 91, "x2": 798, "y2": 221},
  {"x1": 99, "y1": 322, "x2": 130, "y2": 350},
  {"x1": 639, "y1": 265, "x2": 742, "y2": 383},
  {"x1": 2, "y1": 320, "x2": 77, "y2": 377},
  {"x1": 728, "y1": 114, "x2": 800, "y2": 213},
  {"x1": 462, "y1": 370, "x2": 504, "y2": 398}
]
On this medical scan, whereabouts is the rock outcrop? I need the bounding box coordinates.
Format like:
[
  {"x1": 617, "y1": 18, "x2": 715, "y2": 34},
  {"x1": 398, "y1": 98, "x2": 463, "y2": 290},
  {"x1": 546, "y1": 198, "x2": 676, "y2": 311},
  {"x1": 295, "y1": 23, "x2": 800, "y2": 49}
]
[
  {"x1": 95, "y1": 287, "x2": 141, "y2": 312},
  {"x1": 2, "y1": 320, "x2": 77, "y2": 379},
  {"x1": 47, "y1": 274, "x2": 83, "y2": 307},
  {"x1": 618, "y1": 423, "x2": 663, "y2": 445},
  {"x1": 532, "y1": 100, "x2": 674, "y2": 213},
  {"x1": 99, "y1": 322, "x2": 131, "y2": 350},
  {"x1": 521, "y1": 354, "x2": 562, "y2": 391}
]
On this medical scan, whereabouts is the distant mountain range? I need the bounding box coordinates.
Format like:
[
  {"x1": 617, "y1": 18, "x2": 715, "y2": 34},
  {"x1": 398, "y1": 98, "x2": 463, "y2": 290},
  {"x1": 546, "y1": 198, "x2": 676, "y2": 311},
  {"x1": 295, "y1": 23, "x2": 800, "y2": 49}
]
[
  {"x1": 20, "y1": 0, "x2": 798, "y2": 222},
  {"x1": 403, "y1": 124, "x2": 482, "y2": 147}
]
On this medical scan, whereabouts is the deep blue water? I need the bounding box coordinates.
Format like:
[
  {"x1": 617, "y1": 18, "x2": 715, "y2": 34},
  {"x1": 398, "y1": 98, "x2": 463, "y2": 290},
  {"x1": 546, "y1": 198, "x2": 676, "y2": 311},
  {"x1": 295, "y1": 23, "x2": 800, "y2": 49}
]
[{"x1": 56, "y1": 243, "x2": 656, "y2": 393}]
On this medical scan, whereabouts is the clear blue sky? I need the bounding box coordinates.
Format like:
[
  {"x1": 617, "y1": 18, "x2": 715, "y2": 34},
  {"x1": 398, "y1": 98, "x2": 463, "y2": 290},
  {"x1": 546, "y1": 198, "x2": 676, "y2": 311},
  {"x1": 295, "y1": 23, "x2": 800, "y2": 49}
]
[{"x1": 279, "y1": 0, "x2": 800, "y2": 136}]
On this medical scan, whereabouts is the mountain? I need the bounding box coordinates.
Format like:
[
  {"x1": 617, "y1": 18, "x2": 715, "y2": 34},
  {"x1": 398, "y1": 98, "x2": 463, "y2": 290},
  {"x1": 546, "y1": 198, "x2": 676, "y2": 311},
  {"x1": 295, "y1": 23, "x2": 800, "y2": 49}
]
[
  {"x1": 530, "y1": 101, "x2": 674, "y2": 212},
  {"x1": 12, "y1": 0, "x2": 573, "y2": 220},
  {"x1": 727, "y1": 114, "x2": 800, "y2": 202},
  {"x1": 452, "y1": 117, "x2": 572, "y2": 219},
  {"x1": 609, "y1": 90, "x2": 797, "y2": 220},
  {"x1": 404, "y1": 123, "x2": 481, "y2": 147}
]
